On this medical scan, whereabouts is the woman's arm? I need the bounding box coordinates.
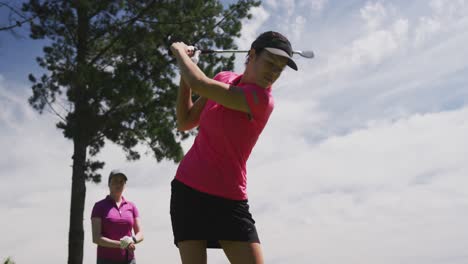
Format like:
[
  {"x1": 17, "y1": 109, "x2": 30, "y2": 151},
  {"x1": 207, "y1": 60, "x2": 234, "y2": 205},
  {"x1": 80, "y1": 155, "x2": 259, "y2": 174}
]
[
  {"x1": 132, "y1": 217, "x2": 144, "y2": 243},
  {"x1": 171, "y1": 42, "x2": 249, "y2": 113},
  {"x1": 176, "y1": 77, "x2": 207, "y2": 131},
  {"x1": 91, "y1": 217, "x2": 121, "y2": 248}
]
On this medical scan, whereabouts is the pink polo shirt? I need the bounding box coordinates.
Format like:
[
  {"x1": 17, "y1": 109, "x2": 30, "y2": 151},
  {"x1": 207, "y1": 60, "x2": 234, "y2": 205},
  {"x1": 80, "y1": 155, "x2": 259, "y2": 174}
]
[
  {"x1": 91, "y1": 196, "x2": 139, "y2": 262},
  {"x1": 175, "y1": 71, "x2": 274, "y2": 200}
]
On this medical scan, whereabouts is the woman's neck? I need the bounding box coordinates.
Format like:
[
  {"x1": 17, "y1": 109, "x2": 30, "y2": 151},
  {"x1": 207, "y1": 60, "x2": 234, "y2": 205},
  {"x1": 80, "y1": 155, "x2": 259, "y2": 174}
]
[
  {"x1": 110, "y1": 193, "x2": 122, "y2": 203},
  {"x1": 240, "y1": 70, "x2": 255, "y2": 85}
]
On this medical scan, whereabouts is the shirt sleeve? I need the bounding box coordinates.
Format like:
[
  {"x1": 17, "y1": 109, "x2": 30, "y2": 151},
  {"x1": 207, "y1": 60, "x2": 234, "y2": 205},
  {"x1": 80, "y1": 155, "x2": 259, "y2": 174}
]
[
  {"x1": 91, "y1": 203, "x2": 102, "y2": 218},
  {"x1": 213, "y1": 71, "x2": 230, "y2": 82},
  {"x1": 132, "y1": 203, "x2": 140, "y2": 218},
  {"x1": 242, "y1": 86, "x2": 272, "y2": 121}
]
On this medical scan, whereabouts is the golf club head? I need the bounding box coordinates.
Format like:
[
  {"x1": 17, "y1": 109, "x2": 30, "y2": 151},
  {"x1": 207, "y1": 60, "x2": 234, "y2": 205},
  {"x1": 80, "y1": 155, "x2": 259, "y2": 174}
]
[{"x1": 294, "y1": 50, "x2": 315, "y2": 58}]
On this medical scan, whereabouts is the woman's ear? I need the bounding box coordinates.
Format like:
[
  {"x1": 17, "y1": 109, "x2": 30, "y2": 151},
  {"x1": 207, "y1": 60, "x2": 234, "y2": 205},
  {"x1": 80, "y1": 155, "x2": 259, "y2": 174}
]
[
  {"x1": 246, "y1": 48, "x2": 256, "y2": 66},
  {"x1": 249, "y1": 48, "x2": 256, "y2": 60}
]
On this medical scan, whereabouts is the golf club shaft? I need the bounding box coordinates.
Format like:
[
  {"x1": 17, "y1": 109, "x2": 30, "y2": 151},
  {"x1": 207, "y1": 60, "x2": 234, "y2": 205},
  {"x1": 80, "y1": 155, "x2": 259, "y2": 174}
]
[
  {"x1": 200, "y1": 49, "x2": 250, "y2": 54},
  {"x1": 200, "y1": 49, "x2": 314, "y2": 58}
]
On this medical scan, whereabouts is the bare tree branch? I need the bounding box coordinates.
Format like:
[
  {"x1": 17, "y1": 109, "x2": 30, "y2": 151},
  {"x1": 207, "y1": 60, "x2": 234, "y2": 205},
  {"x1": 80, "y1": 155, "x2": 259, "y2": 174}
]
[
  {"x1": 42, "y1": 94, "x2": 68, "y2": 122},
  {"x1": 0, "y1": 15, "x2": 37, "y2": 31},
  {"x1": 1, "y1": 2, "x2": 27, "y2": 19},
  {"x1": 137, "y1": 18, "x2": 201, "y2": 25},
  {"x1": 0, "y1": 2, "x2": 38, "y2": 31},
  {"x1": 88, "y1": 0, "x2": 158, "y2": 66},
  {"x1": 192, "y1": 2, "x2": 241, "y2": 44}
]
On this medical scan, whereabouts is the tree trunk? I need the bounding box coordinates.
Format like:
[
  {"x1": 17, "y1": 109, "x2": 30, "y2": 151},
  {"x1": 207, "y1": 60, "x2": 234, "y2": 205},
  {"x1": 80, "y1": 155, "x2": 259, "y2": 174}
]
[
  {"x1": 68, "y1": 1, "x2": 89, "y2": 263},
  {"x1": 68, "y1": 139, "x2": 87, "y2": 264}
]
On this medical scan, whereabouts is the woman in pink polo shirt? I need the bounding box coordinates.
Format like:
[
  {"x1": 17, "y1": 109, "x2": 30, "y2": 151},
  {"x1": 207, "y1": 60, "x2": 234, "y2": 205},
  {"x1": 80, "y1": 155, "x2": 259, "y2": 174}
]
[
  {"x1": 91, "y1": 170, "x2": 144, "y2": 264},
  {"x1": 169, "y1": 31, "x2": 298, "y2": 264}
]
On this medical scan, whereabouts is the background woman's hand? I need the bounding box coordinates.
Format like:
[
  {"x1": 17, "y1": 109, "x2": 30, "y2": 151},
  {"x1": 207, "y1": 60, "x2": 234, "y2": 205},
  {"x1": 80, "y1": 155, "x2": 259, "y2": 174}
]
[{"x1": 127, "y1": 242, "x2": 136, "y2": 251}]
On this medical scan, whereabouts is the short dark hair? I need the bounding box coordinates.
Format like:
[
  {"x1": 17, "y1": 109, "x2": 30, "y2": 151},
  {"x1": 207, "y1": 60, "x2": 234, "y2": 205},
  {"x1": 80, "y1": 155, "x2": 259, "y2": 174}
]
[{"x1": 245, "y1": 47, "x2": 265, "y2": 65}]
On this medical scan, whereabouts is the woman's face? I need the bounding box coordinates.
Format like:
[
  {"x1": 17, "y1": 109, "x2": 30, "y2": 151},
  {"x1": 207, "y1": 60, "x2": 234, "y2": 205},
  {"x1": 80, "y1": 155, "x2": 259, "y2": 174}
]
[
  {"x1": 249, "y1": 49, "x2": 288, "y2": 88},
  {"x1": 109, "y1": 175, "x2": 126, "y2": 194}
]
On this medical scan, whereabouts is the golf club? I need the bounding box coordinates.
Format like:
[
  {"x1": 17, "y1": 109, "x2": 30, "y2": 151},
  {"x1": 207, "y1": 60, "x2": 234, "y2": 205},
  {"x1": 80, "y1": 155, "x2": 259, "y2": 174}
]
[{"x1": 199, "y1": 49, "x2": 315, "y2": 59}]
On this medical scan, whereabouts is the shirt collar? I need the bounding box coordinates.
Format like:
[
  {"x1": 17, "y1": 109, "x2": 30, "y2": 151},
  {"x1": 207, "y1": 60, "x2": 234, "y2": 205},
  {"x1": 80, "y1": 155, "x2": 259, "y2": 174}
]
[{"x1": 230, "y1": 73, "x2": 272, "y2": 91}]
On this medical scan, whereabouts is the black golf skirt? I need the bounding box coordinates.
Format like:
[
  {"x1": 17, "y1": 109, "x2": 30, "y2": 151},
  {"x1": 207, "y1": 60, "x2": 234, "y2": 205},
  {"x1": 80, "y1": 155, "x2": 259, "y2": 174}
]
[{"x1": 170, "y1": 178, "x2": 260, "y2": 248}]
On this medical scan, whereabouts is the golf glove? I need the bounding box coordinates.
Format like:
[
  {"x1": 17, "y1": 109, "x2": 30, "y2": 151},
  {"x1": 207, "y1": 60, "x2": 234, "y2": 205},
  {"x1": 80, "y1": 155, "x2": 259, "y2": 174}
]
[
  {"x1": 120, "y1": 236, "x2": 133, "y2": 249},
  {"x1": 188, "y1": 46, "x2": 201, "y2": 64}
]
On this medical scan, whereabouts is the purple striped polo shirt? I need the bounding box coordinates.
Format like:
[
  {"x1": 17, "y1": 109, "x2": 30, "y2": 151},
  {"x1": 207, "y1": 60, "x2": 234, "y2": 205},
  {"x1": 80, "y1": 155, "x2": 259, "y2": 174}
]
[{"x1": 91, "y1": 195, "x2": 139, "y2": 262}]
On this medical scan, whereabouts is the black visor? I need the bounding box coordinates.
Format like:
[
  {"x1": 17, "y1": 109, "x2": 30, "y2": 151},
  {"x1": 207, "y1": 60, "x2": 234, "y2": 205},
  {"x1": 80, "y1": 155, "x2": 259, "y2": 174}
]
[{"x1": 251, "y1": 31, "x2": 298, "y2": 71}]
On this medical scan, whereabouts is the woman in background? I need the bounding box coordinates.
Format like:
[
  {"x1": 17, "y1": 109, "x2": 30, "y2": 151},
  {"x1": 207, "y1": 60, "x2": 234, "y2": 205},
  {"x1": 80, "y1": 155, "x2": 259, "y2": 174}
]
[{"x1": 91, "y1": 169, "x2": 144, "y2": 264}]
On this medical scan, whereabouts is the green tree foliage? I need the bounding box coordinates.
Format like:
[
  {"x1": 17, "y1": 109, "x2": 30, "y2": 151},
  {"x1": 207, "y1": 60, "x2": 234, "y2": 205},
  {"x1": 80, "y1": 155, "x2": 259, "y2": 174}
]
[
  {"x1": 21, "y1": 0, "x2": 260, "y2": 263},
  {"x1": 2, "y1": 257, "x2": 15, "y2": 264}
]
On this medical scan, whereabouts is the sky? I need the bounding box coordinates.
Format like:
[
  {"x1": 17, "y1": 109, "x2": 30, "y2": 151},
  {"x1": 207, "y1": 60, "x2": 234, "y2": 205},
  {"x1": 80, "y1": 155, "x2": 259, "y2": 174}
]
[{"x1": 1, "y1": 0, "x2": 468, "y2": 263}]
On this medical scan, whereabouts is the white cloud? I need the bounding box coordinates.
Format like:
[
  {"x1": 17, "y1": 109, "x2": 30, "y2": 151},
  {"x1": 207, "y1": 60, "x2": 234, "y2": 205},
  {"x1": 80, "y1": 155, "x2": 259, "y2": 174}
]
[
  {"x1": 235, "y1": 6, "x2": 270, "y2": 49},
  {"x1": 281, "y1": 0, "x2": 296, "y2": 17},
  {"x1": 250, "y1": 106, "x2": 468, "y2": 264},
  {"x1": 301, "y1": 0, "x2": 329, "y2": 12},
  {"x1": 267, "y1": 0, "x2": 329, "y2": 13},
  {"x1": 411, "y1": 0, "x2": 468, "y2": 48},
  {"x1": 292, "y1": 15, "x2": 307, "y2": 40},
  {"x1": 349, "y1": 18, "x2": 408, "y2": 66},
  {"x1": 361, "y1": 1, "x2": 388, "y2": 30},
  {"x1": 278, "y1": 0, "x2": 468, "y2": 138},
  {"x1": 233, "y1": 5, "x2": 270, "y2": 71},
  {"x1": 263, "y1": 0, "x2": 279, "y2": 10},
  {"x1": 430, "y1": 0, "x2": 468, "y2": 19},
  {"x1": 413, "y1": 16, "x2": 441, "y2": 47},
  {"x1": 331, "y1": 2, "x2": 409, "y2": 68}
]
